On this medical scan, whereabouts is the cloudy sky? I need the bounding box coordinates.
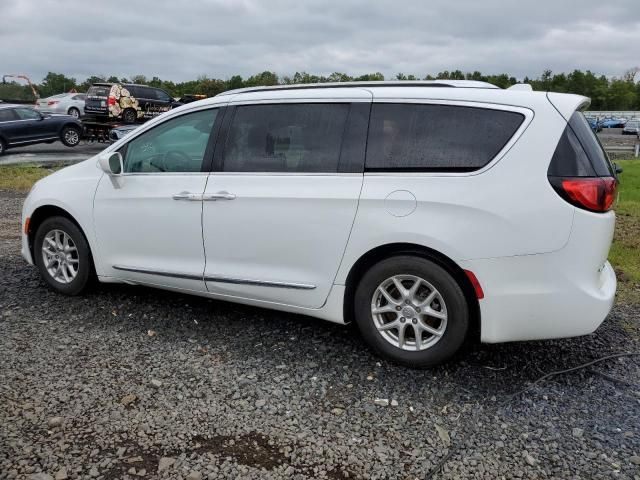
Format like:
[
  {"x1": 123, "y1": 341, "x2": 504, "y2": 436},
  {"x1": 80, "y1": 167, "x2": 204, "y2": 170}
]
[{"x1": 1, "y1": 0, "x2": 639, "y2": 83}]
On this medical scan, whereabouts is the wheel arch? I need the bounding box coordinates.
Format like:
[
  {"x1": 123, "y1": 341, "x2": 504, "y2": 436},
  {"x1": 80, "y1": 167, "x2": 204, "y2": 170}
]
[
  {"x1": 342, "y1": 242, "x2": 481, "y2": 342},
  {"x1": 27, "y1": 205, "x2": 92, "y2": 264}
]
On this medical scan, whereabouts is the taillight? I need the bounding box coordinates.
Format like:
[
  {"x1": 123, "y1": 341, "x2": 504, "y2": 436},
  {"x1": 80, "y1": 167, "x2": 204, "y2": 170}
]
[
  {"x1": 47, "y1": 100, "x2": 59, "y2": 106},
  {"x1": 550, "y1": 177, "x2": 617, "y2": 213},
  {"x1": 108, "y1": 96, "x2": 116, "y2": 106}
]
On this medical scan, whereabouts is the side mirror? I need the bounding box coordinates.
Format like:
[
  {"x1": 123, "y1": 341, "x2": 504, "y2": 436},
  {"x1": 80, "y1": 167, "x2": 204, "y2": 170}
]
[{"x1": 98, "y1": 151, "x2": 124, "y2": 176}]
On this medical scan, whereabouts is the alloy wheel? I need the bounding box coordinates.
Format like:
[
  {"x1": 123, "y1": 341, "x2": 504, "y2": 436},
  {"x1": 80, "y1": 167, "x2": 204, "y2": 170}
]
[
  {"x1": 64, "y1": 128, "x2": 79, "y2": 145},
  {"x1": 41, "y1": 229, "x2": 79, "y2": 284},
  {"x1": 371, "y1": 274, "x2": 448, "y2": 351}
]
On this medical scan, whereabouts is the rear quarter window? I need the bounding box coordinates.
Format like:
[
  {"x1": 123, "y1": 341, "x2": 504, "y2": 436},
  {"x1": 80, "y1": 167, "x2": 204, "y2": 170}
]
[
  {"x1": 366, "y1": 103, "x2": 525, "y2": 171},
  {"x1": 548, "y1": 112, "x2": 615, "y2": 178}
]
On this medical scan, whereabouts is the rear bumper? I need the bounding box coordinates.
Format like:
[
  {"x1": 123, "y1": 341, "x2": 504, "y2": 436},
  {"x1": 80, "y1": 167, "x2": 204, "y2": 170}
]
[
  {"x1": 461, "y1": 209, "x2": 616, "y2": 343},
  {"x1": 462, "y1": 256, "x2": 615, "y2": 343}
]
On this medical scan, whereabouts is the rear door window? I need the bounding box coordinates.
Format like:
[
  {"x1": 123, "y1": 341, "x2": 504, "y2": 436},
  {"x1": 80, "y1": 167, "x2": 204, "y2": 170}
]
[
  {"x1": 0, "y1": 109, "x2": 17, "y2": 122},
  {"x1": 366, "y1": 103, "x2": 525, "y2": 171},
  {"x1": 222, "y1": 103, "x2": 349, "y2": 173}
]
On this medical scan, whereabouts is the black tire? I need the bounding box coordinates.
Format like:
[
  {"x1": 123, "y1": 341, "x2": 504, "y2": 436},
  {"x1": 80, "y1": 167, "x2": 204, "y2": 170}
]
[
  {"x1": 354, "y1": 256, "x2": 469, "y2": 367},
  {"x1": 60, "y1": 126, "x2": 81, "y2": 147},
  {"x1": 0, "y1": 138, "x2": 5, "y2": 155},
  {"x1": 68, "y1": 107, "x2": 80, "y2": 118},
  {"x1": 34, "y1": 216, "x2": 92, "y2": 295},
  {"x1": 122, "y1": 108, "x2": 137, "y2": 124}
]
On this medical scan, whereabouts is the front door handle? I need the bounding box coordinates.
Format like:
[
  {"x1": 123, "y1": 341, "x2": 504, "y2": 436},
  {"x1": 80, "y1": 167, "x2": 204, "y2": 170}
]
[
  {"x1": 203, "y1": 191, "x2": 236, "y2": 201},
  {"x1": 172, "y1": 191, "x2": 203, "y2": 201}
]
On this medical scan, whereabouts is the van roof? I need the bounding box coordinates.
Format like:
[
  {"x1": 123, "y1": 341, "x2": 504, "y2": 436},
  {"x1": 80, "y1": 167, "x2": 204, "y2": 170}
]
[
  {"x1": 216, "y1": 80, "x2": 499, "y2": 97},
  {"x1": 91, "y1": 82, "x2": 151, "y2": 88}
]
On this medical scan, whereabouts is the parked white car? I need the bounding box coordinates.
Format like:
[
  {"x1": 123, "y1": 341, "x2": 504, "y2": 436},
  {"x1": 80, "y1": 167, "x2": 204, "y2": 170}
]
[
  {"x1": 35, "y1": 93, "x2": 86, "y2": 118},
  {"x1": 21, "y1": 81, "x2": 618, "y2": 366}
]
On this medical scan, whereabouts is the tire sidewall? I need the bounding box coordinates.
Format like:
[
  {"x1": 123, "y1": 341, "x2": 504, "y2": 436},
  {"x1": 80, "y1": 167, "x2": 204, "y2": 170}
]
[
  {"x1": 354, "y1": 256, "x2": 469, "y2": 367},
  {"x1": 34, "y1": 217, "x2": 91, "y2": 295},
  {"x1": 60, "y1": 126, "x2": 81, "y2": 147}
]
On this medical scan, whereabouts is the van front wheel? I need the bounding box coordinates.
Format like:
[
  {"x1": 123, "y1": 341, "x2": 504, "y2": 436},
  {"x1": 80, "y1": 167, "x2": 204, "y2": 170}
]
[
  {"x1": 34, "y1": 216, "x2": 92, "y2": 295},
  {"x1": 354, "y1": 256, "x2": 469, "y2": 367}
]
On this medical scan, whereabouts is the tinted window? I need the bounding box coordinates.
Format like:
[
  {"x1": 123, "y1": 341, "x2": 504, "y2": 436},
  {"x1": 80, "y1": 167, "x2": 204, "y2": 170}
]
[
  {"x1": 548, "y1": 112, "x2": 615, "y2": 178},
  {"x1": 568, "y1": 112, "x2": 614, "y2": 177},
  {"x1": 547, "y1": 127, "x2": 595, "y2": 177},
  {"x1": 122, "y1": 109, "x2": 218, "y2": 173},
  {"x1": 0, "y1": 109, "x2": 17, "y2": 122},
  {"x1": 366, "y1": 104, "x2": 525, "y2": 171},
  {"x1": 223, "y1": 104, "x2": 349, "y2": 173},
  {"x1": 72, "y1": 94, "x2": 86, "y2": 101},
  {"x1": 88, "y1": 85, "x2": 111, "y2": 97},
  {"x1": 15, "y1": 108, "x2": 41, "y2": 120},
  {"x1": 135, "y1": 87, "x2": 154, "y2": 99},
  {"x1": 154, "y1": 89, "x2": 171, "y2": 102},
  {"x1": 126, "y1": 85, "x2": 140, "y2": 97}
]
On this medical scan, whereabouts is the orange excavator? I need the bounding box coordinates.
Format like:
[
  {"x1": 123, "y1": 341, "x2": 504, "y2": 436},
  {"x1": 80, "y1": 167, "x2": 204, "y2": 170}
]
[{"x1": 2, "y1": 74, "x2": 40, "y2": 100}]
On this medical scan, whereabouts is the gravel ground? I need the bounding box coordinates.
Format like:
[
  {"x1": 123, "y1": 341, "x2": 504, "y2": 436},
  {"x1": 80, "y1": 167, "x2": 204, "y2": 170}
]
[{"x1": 1, "y1": 189, "x2": 639, "y2": 480}]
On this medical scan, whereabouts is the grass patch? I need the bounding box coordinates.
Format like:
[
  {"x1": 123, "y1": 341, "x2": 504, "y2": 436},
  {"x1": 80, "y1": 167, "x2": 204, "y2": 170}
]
[
  {"x1": 610, "y1": 159, "x2": 640, "y2": 304},
  {"x1": 0, "y1": 164, "x2": 63, "y2": 191}
]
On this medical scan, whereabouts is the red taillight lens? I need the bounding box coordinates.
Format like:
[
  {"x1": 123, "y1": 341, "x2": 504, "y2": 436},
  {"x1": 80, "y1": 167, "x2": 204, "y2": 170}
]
[
  {"x1": 557, "y1": 177, "x2": 617, "y2": 212},
  {"x1": 108, "y1": 96, "x2": 116, "y2": 106},
  {"x1": 47, "y1": 100, "x2": 59, "y2": 106}
]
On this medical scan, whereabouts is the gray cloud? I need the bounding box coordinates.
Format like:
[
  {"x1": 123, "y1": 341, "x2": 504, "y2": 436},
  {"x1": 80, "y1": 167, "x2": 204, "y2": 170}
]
[{"x1": 1, "y1": 0, "x2": 638, "y2": 83}]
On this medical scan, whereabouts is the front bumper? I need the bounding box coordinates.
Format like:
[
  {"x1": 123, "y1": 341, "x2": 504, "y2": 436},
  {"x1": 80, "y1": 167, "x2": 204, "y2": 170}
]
[{"x1": 21, "y1": 231, "x2": 33, "y2": 265}]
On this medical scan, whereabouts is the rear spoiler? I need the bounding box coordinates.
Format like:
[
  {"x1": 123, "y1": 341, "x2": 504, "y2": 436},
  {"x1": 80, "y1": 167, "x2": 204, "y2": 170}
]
[{"x1": 546, "y1": 92, "x2": 590, "y2": 122}]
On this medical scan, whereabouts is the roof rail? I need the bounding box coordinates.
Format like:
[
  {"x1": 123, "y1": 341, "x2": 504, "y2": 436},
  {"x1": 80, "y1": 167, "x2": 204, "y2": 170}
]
[{"x1": 216, "y1": 80, "x2": 499, "y2": 96}]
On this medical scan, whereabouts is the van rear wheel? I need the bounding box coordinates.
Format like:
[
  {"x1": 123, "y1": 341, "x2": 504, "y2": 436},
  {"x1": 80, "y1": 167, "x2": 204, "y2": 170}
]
[{"x1": 354, "y1": 256, "x2": 468, "y2": 367}]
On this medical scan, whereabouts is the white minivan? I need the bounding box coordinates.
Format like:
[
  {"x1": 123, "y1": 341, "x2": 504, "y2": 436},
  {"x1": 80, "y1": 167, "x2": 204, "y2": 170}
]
[{"x1": 21, "y1": 81, "x2": 618, "y2": 366}]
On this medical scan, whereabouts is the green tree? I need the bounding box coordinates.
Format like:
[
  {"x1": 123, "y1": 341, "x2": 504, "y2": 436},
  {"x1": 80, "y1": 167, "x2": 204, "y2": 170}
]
[
  {"x1": 40, "y1": 72, "x2": 77, "y2": 97},
  {"x1": 245, "y1": 71, "x2": 279, "y2": 87}
]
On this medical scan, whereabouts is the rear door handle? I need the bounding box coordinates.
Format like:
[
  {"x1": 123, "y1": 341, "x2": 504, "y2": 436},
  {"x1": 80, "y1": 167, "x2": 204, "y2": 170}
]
[
  {"x1": 172, "y1": 191, "x2": 203, "y2": 201},
  {"x1": 203, "y1": 191, "x2": 236, "y2": 201}
]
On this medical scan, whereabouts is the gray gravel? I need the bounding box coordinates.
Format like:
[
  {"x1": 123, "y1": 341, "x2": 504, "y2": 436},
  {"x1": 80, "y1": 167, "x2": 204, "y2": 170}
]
[{"x1": 1, "y1": 189, "x2": 639, "y2": 480}]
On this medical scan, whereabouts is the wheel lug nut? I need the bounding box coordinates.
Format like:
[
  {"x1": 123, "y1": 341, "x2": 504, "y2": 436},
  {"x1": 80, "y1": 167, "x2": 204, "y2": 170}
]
[
  {"x1": 405, "y1": 300, "x2": 410, "y2": 305},
  {"x1": 400, "y1": 317, "x2": 405, "y2": 322},
  {"x1": 412, "y1": 318, "x2": 417, "y2": 324},
  {"x1": 395, "y1": 306, "x2": 401, "y2": 311},
  {"x1": 416, "y1": 307, "x2": 421, "y2": 312}
]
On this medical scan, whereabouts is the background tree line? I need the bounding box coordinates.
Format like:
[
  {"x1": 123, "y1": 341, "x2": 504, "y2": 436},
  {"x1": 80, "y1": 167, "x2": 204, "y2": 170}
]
[{"x1": 2, "y1": 68, "x2": 640, "y2": 110}]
